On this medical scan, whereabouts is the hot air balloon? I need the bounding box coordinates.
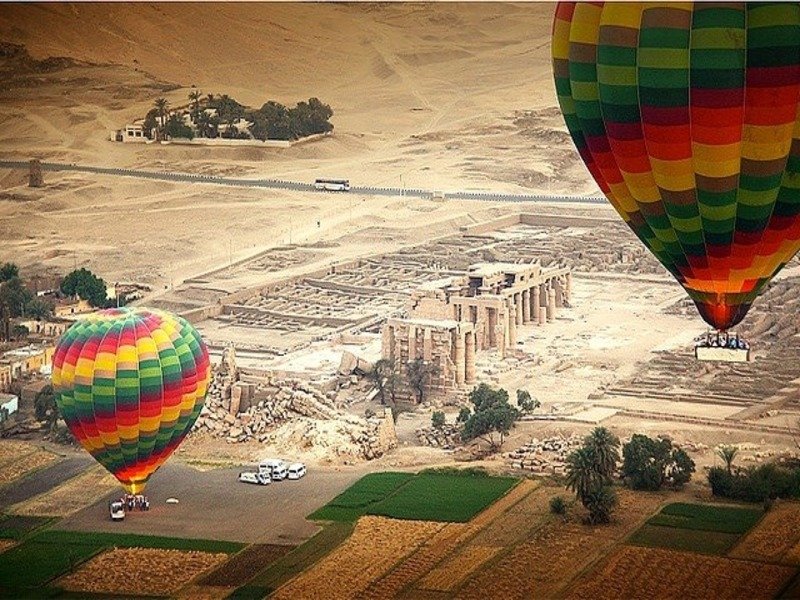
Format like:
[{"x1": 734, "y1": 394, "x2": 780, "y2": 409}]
[
  {"x1": 52, "y1": 307, "x2": 211, "y2": 494},
  {"x1": 552, "y1": 2, "x2": 800, "y2": 342}
]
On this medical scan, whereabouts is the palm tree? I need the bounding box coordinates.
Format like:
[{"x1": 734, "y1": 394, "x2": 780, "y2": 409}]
[
  {"x1": 716, "y1": 445, "x2": 739, "y2": 474},
  {"x1": 154, "y1": 97, "x2": 169, "y2": 139},
  {"x1": 583, "y1": 484, "x2": 618, "y2": 525},
  {"x1": 584, "y1": 427, "x2": 621, "y2": 480},
  {"x1": 189, "y1": 89, "x2": 202, "y2": 114},
  {"x1": 565, "y1": 446, "x2": 604, "y2": 503}
]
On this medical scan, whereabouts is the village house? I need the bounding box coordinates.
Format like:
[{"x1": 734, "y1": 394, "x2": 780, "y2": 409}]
[
  {"x1": 0, "y1": 364, "x2": 11, "y2": 392},
  {"x1": 54, "y1": 297, "x2": 92, "y2": 319},
  {"x1": 0, "y1": 343, "x2": 56, "y2": 379},
  {"x1": 19, "y1": 319, "x2": 70, "y2": 339}
]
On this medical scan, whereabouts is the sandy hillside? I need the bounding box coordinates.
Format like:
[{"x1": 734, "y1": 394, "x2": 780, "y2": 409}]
[{"x1": 0, "y1": 2, "x2": 601, "y2": 287}]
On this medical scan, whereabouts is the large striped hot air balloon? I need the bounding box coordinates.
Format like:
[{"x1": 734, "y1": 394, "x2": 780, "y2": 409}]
[
  {"x1": 552, "y1": 2, "x2": 800, "y2": 331},
  {"x1": 52, "y1": 307, "x2": 211, "y2": 494}
]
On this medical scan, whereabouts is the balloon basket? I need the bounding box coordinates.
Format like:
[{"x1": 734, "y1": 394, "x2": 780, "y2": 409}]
[{"x1": 695, "y1": 331, "x2": 751, "y2": 363}]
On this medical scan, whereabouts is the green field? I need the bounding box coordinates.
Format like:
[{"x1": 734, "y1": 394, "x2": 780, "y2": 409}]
[
  {"x1": 0, "y1": 540, "x2": 104, "y2": 591},
  {"x1": 629, "y1": 523, "x2": 741, "y2": 555},
  {"x1": 0, "y1": 515, "x2": 53, "y2": 540},
  {"x1": 310, "y1": 470, "x2": 518, "y2": 523},
  {"x1": 309, "y1": 472, "x2": 414, "y2": 522},
  {"x1": 647, "y1": 503, "x2": 762, "y2": 534},
  {"x1": 629, "y1": 502, "x2": 763, "y2": 556},
  {"x1": 30, "y1": 530, "x2": 244, "y2": 553}
]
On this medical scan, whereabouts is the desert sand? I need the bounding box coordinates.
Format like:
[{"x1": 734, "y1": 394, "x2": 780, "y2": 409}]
[{"x1": 0, "y1": 3, "x2": 603, "y2": 291}]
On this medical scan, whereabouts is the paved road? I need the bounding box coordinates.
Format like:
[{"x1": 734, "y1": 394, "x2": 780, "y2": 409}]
[
  {"x1": 0, "y1": 160, "x2": 606, "y2": 205},
  {"x1": 0, "y1": 454, "x2": 93, "y2": 510}
]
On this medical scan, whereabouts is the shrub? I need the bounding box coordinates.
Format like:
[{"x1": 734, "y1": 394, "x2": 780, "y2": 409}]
[
  {"x1": 583, "y1": 484, "x2": 617, "y2": 525},
  {"x1": 431, "y1": 411, "x2": 445, "y2": 429},
  {"x1": 549, "y1": 495, "x2": 567, "y2": 515}
]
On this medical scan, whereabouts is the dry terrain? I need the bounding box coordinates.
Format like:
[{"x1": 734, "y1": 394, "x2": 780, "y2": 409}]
[
  {"x1": 7, "y1": 465, "x2": 118, "y2": 517},
  {"x1": 0, "y1": 2, "x2": 595, "y2": 291},
  {"x1": 0, "y1": 441, "x2": 57, "y2": 486},
  {"x1": 58, "y1": 547, "x2": 228, "y2": 596}
]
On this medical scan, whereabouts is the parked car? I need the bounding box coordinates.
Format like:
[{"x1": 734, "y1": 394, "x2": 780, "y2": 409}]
[
  {"x1": 287, "y1": 463, "x2": 307, "y2": 480},
  {"x1": 239, "y1": 471, "x2": 271, "y2": 485},
  {"x1": 259, "y1": 459, "x2": 288, "y2": 480},
  {"x1": 109, "y1": 500, "x2": 125, "y2": 521}
]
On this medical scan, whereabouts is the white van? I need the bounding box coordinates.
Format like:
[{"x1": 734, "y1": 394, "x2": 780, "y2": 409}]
[
  {"x1": 109, "y1": 500, "x2": 125, "y2": 521},
  {"x1": 259, "y1": 459, "x2": 288, "y2": 481},
  {"x1": 287, "y1": 463, "x2": 307, "y2": 480},
  {"x1": 239, "y1": 471, "x2": 271, "y2": 485}
]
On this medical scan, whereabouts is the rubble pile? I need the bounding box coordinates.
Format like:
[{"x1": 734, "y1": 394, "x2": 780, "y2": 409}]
[
  {"x1": 415, "y1": 424, "x2": 462, "y2": 449},
  {"x1": 191, "y1": 346, "x2": 396, "y2": 461},
  {"x1": 506, "y1": 434, "x2": 583, "y2": 475},
  {"x1": 260, "y1": 414, "x2": 395, "y2": 463}
]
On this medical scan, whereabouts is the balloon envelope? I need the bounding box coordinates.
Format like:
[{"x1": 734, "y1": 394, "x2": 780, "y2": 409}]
[
  {"x1": 552, "y1": 2, "x2": 800, "y2": 330},
  {"x1": 52, "y1": 307, "x2": 210, "y2": 494}
]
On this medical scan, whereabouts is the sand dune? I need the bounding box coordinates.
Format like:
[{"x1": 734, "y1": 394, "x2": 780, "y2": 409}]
[{"x1": 0, "y1": 2, "x2": 603, "y2": 287}]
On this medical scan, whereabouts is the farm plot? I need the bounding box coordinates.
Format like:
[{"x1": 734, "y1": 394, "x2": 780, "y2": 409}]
[
  {"x1": 358, "y1": 481, "x2": 538, "y2": 599},
  {"x1": 8, "y1": 466, "x2": 118, "y2": 517},
  {"x1": 199, "y1": 543, "x2": 294, "y2": 587},
  {"x1": 58, "y1": 547, "x2": 228, "y2": 596},
  {"x1": 565, "y1": 546, "x2": 796, "y2": 600},
  {"x1": 310, "y1": 472, "x2": 413, "y2": 522},
  {"x1": 455, "y1": 488, "x2": 664, "y2": 600},
  {"x1": 631, "y1": 502, "x2": 762, "y2": 555},
  {"x1": 311, "y1": 471, "x2": 518, "y2": 524},
  {"x1": 356, "y1": 523, "x2": 470, "y2": 600},
  {"x1": 468, "y1": 485, "x2": 559, "y2": 547},
  {"x1": 0, "y1": 515, "x2": 52, "y2": 540},
  {"x1": 271, "y1": 516, "x2": 444, "y2": 600},
  {"x1": 418, "y1": 545, "x2": 502, "y2": 592},
  {"x1": 730, "y1": 502, "x2": 800, "y2": 564},
  {"x1": 0, "y1": 445, "x2": 57, "y2": 486},
  {"x1": 0, "y1": 539, "x2": 104, "y2": 591},
  {"x1": 368, "y1": 473, "x2": 518, "y2": 523}
]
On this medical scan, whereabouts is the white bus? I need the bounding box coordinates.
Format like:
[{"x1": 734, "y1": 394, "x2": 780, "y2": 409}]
[{"x1": 314, "y1": 178, "x2": 350, "y2": 192}]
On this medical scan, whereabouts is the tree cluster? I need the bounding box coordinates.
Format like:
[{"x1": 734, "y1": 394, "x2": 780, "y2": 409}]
[
  {"x1": 0, "y1": 263, "x2": 54, "y2": 341},
  {"x1": 60, "y1": 268, "x2": 109, "y2": 308},
  {"x1": 565, "y1": 427, "x2": 620, "y2": 524},
  {"x1": 621, "y1": 434, "x2": 695, "y2": 491},
  {"x1": 708, "y1": 446, "x2": 800, "y2": 503},
  {"x1": 144, "y1": 93, "x2": 334, "y2": 142}
]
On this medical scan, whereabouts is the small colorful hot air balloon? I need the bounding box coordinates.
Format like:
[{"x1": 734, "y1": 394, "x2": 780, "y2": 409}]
[
  {"x1": 52, "y1": 307, "x2": 210, "y2": 494},
  {"x1": 552, "y1": 2, "x2": 800, "y2": 332}
]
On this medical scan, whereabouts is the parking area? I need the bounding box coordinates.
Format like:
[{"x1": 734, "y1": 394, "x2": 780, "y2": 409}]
[{"x1": 54, "y1": 462, "x2": 364, "y2": 544}]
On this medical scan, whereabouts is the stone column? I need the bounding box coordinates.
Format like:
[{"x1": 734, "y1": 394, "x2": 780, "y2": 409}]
[
  {"x1": 488, "y1": 307, "x2": 497, "y2": 347},
  {"x1": 522, "y1": 289, "x2": 530, "y2": 323},
  {"x1": 408, "y1": 325, "x2": 417, "y2": 360},
  {"x1": 547, "y1": 287, "x2": 556, "y2": 321},
  {"x1": 554, "y1": 278, "x2": 564, "y2": 308},
  {"x1": 454, "y1": 332, "x2": 466, "y2": 385},
  {"x1": 508, "y1": 299, "x2": 517, "y2": 347},
  {"x1": 465, "y1": 332, "x2": 476, "y2": 384},
  {"x1": 515, "y1": 293, "x2": 523, "y2": 326},
  {"x1": 423, "y1": 327, "x2": 433, "y2": 360},
  {"x1": 566, "y1": 272, "x2": 572, "y2": 303},
  {"x1": 531, "y1": 286, "x2": 540, "y2": 324}
]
